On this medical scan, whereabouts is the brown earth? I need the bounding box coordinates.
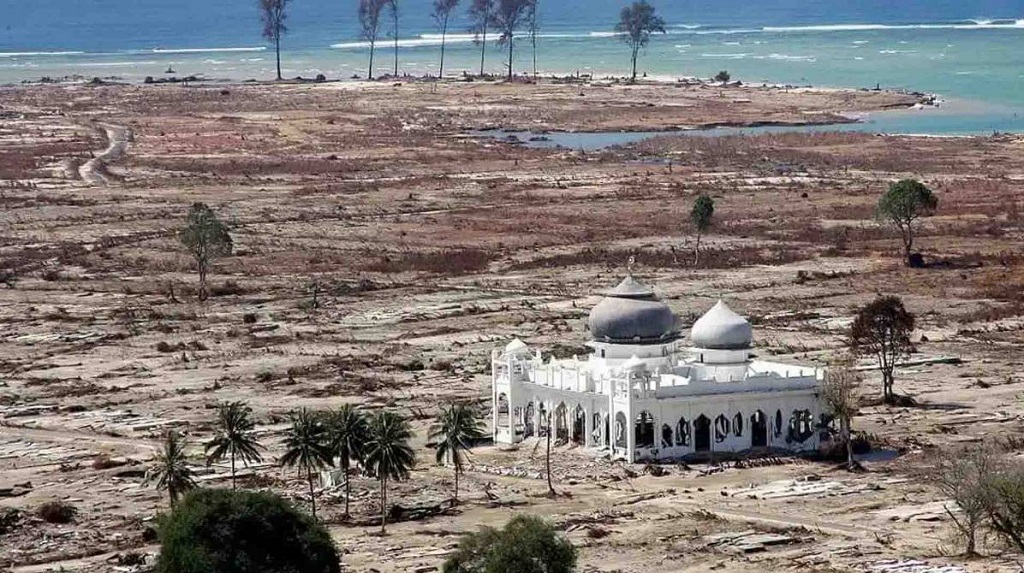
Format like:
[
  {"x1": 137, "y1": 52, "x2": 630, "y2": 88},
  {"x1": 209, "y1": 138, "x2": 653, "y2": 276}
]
[{"x1": 0, "y1": 80, "x2": 1022, "y2": 573}]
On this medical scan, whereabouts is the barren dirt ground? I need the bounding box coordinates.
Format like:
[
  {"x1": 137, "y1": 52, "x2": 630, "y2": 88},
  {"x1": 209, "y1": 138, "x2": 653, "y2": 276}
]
[{"x1": 1, "y1": 80, "x2": 1023, "y2": 572}]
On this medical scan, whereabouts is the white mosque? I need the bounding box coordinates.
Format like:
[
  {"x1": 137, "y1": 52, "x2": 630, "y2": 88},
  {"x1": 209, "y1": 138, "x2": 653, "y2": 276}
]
[{"x1": 491, "y1": 275, "x2": 826, "y2": 462}]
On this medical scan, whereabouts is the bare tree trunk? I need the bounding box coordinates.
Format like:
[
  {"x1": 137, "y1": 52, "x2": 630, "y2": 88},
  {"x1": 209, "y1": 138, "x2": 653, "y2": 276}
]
[
  {"x1": 393, "y1": 15, "x2": 399, "y2": 77},
  {"x1": 630, "y1": 46, "x2": 639, "y2": 82},
  {"x1": 369, "y1": 39, "x2": 376, "y2": 79},
  {"x1": 694, "y1": 232, "x2": 702, "y2": 266},
  {"x1": 380, "y1": 477, "x2": 388, "y2": 534},
  {"x1": 307, "y1": 469, "x2": 317, "y2": 521},
  {"x1": 454, "y1": 468, "x2": 459, "y2": 503},
  {"x1": 507, "y1": 37, "x2": 514, "y2": 81},
  {"x1": 198, "y1": 262, "x2": 208, "y2": 301},
  {"x1": 275, "y1": 34, "x2": 282, "y2": 80},
  {"x1": 230, "y1": 451, "x2": 236, "y2": 490},
  {"x1": 439, "y1": 15, "x2": 449, "y2": 78},
  {"x1": 343, "y1": 461, "x2": 351, "y2": 518},
  {"x1": 479, "y1": 26, "x2": 487, "y2": 76},
  {"x1": 842, "y1": 416, "x2": 853, "y2": 469},
  {"x1": 546, "y1": 415, "x2": 554, "y2": 495}
]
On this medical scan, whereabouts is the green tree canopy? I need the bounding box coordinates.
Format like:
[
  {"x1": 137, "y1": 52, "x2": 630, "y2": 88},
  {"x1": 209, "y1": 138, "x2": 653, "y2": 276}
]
[
  {"x1": 429, "y1": 403, "x2": 485, "y2": 502},
  {"x1": 614, "y1": 0, "x2": 666, "y2": 82},
  {"x1": 877, "y1": 179, "x2": 938, "y2": 266},
  {"x1": 280, "y1": 409, "x2": 334, "y2": 521},
  {"x1": 363, "y1": 410, "x2": 416, "y2": 533},
  {"x1": 147, "y1": 430, "x2": 197, "y2": 507},
  {"x1": 690, "y1": 193, "x2": 715, "y2": 265},
  {"x1": 205, "y1": 401, "x2": 263, "y2": 489},
  {"x1": 443, "y1": 514, "x2": 577, "y2": 573},
  {"x1": 156, "y1": 488, "x2": 340, "y2": 573},
  {"x1": 323, "y1": 404, "x2": 369, "y2": 518}
]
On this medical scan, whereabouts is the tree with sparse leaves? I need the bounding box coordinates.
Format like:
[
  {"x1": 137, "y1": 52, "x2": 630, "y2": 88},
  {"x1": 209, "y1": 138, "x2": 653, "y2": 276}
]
[
  {"x1": 363, "y1": 410, "x2": 416, "y2": 534},
  {"x1": 179, "y1": 203, "x2": 232, "y2": 301},
  {"x1": 430, "y1": 403, "x2": 485, "y2": 503},
  {"x1": 147, "y1": 430, "x2": 198, "y2": 507},
  {"x1": 932, "y1": 444, "x2": 1001, "y2": 556},
  {"x1": 850, "y1": 296, "x2": 915, "y2": 405},
  {"x1": 690, "y1": 193, "x2": 714, "y2": 265},
  {"x1": 443, "y1": 514, "x2": 577, "y2": 573},
  {"x1": 433, "y1": 0, "x2": 461, "y2": 78},
  {"x1": 615, "y1": 0, "x2": 666, "y2": 82},
  {"x1": 822, "y1": 357, "x2": 861, "y2": 470},
  {"x1": 492, "y1": 0, "x2": 532, "y2": 80},
  {"x1": 359, "y1": 0, "x2": 389, "y2": 79},
  {"x1": 259, "y1": 0, "x2": 290, "y2": 81},
  {"x1": 467, "y1": 0, "x2": 494, "y2": 76},
  {"x1": 279, "y1": 409, "x2": 334, "y2": 521},
  {"x1": 205, "y1": 401, "x2": 264, "y2": 490},
  {"x1": 323, "y1": 404, "x2": 368, "y2": 518},
  {"x1": 387, "y1": 0, "x2": 400, "y2": 76},
  {"x1": 878, "y1": 179, "x2": 938, "y2": 266}
]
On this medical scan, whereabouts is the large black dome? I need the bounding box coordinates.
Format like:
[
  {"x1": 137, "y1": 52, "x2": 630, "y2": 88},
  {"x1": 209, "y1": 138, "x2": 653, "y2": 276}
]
[{"x1": 587, "y1": 276, "x2": 681, "y2": 344}]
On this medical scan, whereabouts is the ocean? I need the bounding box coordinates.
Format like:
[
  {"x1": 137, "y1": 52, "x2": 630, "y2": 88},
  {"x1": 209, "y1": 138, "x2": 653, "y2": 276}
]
[{"x1": 3, "y1": 0, "x2": 1023, "y2": 133}]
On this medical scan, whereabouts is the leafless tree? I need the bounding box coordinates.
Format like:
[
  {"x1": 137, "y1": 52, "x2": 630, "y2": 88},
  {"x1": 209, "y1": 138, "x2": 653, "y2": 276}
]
[
  {"x1": 933, "y1": 444, "x2": 1002, "y2": 556},
  {"x1": 822, "y1": 356, "x2": 862, "y2": 470}
]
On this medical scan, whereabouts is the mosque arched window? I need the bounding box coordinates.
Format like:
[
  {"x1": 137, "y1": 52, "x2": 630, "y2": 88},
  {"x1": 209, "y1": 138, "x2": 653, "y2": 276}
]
[
  {"x1": 661, "y1": 424, "x2": 673, "y2": 448},
  {"x1": 714, "y1": 414, "x2": 730, "y2": 443},
  {"x1": 774, "y1": 409, "x2": 784, "y2": 437},
  {"x1": 675, "y1": 417, "x2": 690, "y2": 446},
  {"x1": 733, "y1": 412, "x2": 743, "y2": 437},
  {"x1": 787, "y1": 409, "x2": 814, "y2": 443},
  {"x1": 635, "y1": 411, "x2": 655, "y2": 449}
]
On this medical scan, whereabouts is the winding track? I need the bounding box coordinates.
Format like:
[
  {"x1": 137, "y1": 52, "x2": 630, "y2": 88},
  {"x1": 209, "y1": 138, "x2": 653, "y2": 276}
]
[{"x1": 79, "y1": 123, "x2": 130, "y2": 185}]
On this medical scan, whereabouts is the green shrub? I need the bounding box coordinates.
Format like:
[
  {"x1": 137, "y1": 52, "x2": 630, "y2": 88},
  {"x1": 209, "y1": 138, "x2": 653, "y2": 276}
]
[
  {"x1": 443, "y1": 514, "x2": 577, "y2": 573},
  {"x1": 156, "y1": 488, "x2": 340, "y2": 573}
]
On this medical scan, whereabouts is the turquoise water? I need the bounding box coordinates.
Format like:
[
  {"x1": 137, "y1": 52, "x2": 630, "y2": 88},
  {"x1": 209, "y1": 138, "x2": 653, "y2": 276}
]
[{"x1": 3, "y1": 1, "x2": 1023, "y2": 133}]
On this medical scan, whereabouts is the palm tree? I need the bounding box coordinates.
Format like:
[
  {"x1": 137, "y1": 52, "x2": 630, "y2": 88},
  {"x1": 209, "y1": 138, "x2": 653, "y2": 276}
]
[
  {"x1": 147, "y1": 430, "x2": 197, "y2": 507},
  {"x1": 363, "y1": 410, "x2": 416, "y2": 534},
  {"x1": 324, "y1": 404, "x2": 368, "y2": 518},
  {"x1": 279, "y1": 409, "x2": 334, "y2": 521},
  {"x1": 429, "y1": 403, "x2": 484, "y2": 503},
  {"x1": 205, "y1": 401, "x2": 264, "y2": 489}
]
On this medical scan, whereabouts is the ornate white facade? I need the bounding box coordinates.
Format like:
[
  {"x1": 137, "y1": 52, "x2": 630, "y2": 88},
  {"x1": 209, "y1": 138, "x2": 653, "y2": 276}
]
[{"x1": 491, "y1": 276, "x2": 826, "y2": 462}]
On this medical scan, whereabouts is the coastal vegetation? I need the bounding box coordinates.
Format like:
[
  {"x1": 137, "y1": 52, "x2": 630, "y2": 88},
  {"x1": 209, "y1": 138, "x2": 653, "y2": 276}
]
[
  {"x1": 359, "y1": 0, "x2": 388, "y2": 78},
  {"x1": 615, "y1": 0, "x2": 667, "y2": 82},
  {"x1": 279, "y1": 408, "x2": 334, "y2": 521},
  {"x1": 204, "y1": 401, "x2": 264, "y2": 490},
  {"x1": 878, "y1": 178, "x2": 939, "y2": 267},
  {"x1": 363, "y1": 410, "x2": 417, "y2": 534},
  {"x1": 689, "y1": 193, "x2": 714, "y2": 265},
  {"x1": 258, "y1": 0, "x2": 290, "y2": 81},
  {"x1": 430, "y1": 403, "x2": 485, "y2": 503},
  {"x1": 850, "y1": 296, "x2": 915, "y2": 405},
  {"x1": 492, "y1": 0, "x2": 533, "y2": 80},
  {"x1": 443, "y1": 514, "x2": 578, "y2": 573},
  {"x1": 179, "y1": 202, "x2": 233, "y2": 302},
  {"x1": 432, "y1": 0, "x2": 461, "y2": 78},
  {"x1": 156, "y1": 489, "x2": 341, "y2": 573},
  {"x1": 147, "y1": 431, "x2": 198, "y2": 507}
]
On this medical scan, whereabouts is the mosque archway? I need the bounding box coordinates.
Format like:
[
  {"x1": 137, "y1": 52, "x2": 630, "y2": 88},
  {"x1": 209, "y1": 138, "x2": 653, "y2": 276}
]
[
  {"x1": 592, "y1": 412, "x2": 604, "y2": 446},
  {"x1": 497, "y1": 393, "x2": 510, "y2": 427},
  {"x1": 538, "y1": 403, "x2": 548, "y2": 437},
  {"x1": 614, "y1": 412, "x2": 628, "y2": 449},
  {"x1": 572, "y1": 405, "x2": 586, "y2": 444},
  {"x1": 676, "y1": 417, "x2": 690, "y2": 447},
  {"x1": 554, "y1": 402, "x2": 569, "y2": 443},
  {"x1": 524, "y1": 402, "x2": 535, "y2": 438},
  {"x1": 661, "y1": 424, "x2": 673, "y2": 449},
  {"x1": 635, "y1": 411, "x2": 655, "y2": 449},
  {"x1": 694, "y1": 415, "x2": 711, "y2": 452},
  {"x1": 750, "y1": 410, "x2": 768, "y2": 448}
]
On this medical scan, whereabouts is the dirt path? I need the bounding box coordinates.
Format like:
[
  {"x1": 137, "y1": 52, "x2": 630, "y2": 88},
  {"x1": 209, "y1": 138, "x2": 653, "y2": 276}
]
[{"x1": 79, "y1": 123, "x2": 130, "y2": 185}]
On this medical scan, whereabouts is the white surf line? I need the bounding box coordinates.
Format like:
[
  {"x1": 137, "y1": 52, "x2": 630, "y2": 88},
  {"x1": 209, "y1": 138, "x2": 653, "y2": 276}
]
[{"x1": 79, "y1": 123, "x2": 130, "y2": 185}]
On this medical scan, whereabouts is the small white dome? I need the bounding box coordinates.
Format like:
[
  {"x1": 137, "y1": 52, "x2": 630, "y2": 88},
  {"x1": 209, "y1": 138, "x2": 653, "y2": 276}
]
[
  {"x1": 504, "y1": 339, "x2": 530, "y2": 354},
  {"x1": 690, "y1": 300, "x2": 753, "y2": 350}
]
